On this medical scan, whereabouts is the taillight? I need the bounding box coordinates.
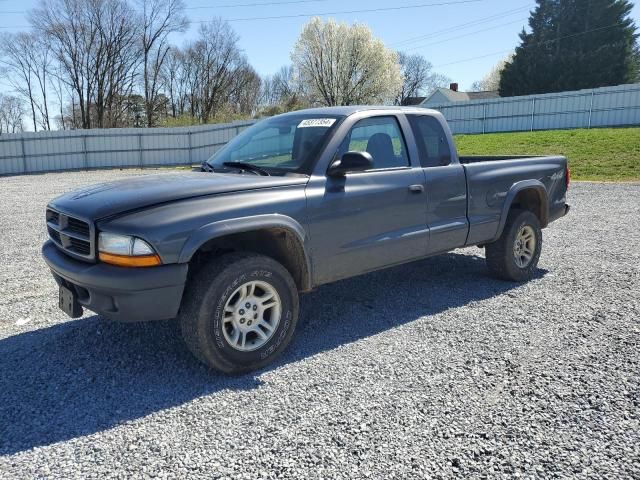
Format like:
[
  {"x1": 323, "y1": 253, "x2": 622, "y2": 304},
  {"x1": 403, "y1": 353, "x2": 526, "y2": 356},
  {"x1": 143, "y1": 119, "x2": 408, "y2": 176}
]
[{"x1": 565, "y1": 164, "x2": 570, "y2": 189}]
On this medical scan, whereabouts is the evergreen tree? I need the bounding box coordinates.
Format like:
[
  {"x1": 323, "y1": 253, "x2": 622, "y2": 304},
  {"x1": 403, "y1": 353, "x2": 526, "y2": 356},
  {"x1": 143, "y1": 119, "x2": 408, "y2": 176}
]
[{"x1": 500, "y1": 0, "x2": 639, "y2": 96}]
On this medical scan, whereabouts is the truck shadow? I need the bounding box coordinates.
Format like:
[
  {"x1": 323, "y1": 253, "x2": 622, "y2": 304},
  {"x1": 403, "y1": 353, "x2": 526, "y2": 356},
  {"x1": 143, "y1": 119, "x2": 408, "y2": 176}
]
[{"x1": 0, "y1": 252, "x2": 546, "y2": 455}]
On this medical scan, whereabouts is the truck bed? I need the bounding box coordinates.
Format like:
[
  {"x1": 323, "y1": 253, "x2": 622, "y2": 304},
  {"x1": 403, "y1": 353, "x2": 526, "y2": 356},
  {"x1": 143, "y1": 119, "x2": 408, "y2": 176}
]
[
  {"x1": 459, "y1": 154, "x2": 568, "y2": 246},
  {"x1": 459, "y1": 155, "x2": 546, "y2": 164}
]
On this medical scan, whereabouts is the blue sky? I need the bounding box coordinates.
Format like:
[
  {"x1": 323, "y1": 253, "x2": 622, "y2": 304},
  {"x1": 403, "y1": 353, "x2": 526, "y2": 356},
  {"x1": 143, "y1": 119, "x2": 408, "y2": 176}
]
[{"x1": 1, "y1": 0, "x2": 639, "y2": 92}]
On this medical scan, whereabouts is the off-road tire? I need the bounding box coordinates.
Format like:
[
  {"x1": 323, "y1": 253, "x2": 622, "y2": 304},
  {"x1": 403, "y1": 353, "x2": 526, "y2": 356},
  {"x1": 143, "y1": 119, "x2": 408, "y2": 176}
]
[
  {"x1": 179, "y1": 252, "x2": 299, "y2": 374},
  {"x1": 485, "y1": 209, "x2": 542, "y2": 282}
]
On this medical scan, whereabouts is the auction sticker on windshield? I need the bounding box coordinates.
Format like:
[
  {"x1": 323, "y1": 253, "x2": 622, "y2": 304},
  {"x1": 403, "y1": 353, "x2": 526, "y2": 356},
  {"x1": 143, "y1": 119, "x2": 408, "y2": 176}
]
[{"x1": 298, "y1": 118, "x2": 336, "y2": 128}]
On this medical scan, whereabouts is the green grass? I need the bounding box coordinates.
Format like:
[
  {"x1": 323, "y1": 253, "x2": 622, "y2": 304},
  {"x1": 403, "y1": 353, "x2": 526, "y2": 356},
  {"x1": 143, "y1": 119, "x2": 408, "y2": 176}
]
[{"x1": 454, "y1": 127, "x2": 640, "y2": 181}]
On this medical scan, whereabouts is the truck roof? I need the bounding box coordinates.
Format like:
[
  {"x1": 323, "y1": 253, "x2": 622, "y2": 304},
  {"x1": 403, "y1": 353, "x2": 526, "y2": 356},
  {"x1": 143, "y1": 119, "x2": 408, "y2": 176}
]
[{"x1": 278, "y1": 105, "x2": 440, "y2": 117}]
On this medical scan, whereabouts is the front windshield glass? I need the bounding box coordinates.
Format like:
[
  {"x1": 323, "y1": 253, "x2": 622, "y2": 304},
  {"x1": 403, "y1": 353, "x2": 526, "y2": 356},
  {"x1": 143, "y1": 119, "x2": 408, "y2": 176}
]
[{"x1": 206, "y1": 114, "x2": 343, "y2": 174}]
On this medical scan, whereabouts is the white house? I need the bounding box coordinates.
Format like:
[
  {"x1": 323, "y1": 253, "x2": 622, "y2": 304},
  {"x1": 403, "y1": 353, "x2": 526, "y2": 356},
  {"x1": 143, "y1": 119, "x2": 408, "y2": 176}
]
[{"x1": 421, "y1": 83, "x2": 500, "y2": 108}]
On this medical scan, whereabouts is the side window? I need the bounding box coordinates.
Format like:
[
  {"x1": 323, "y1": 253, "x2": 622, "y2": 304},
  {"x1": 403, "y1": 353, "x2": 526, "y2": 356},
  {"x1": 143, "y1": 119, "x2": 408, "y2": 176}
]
[
  {"x1": 408, "y1": 115, "x2": 452, "y2": 167},
  {"x1": 339, "y1": 116, "x2": 409, "y2": 169}
]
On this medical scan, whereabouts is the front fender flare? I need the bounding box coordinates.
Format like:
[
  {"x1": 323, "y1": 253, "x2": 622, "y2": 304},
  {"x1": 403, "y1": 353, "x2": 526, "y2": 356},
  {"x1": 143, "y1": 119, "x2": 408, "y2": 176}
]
[{"x1": 178, "y1": 213, "x2": 312, "y2": 282}]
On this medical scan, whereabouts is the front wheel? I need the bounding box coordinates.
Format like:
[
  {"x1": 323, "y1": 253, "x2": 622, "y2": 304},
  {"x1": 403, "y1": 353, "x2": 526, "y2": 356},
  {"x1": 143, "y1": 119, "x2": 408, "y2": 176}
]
[
  {"x1": 485, "y1": 209, "x2": 542, "y2": 282},
  {"x1": 179, "y1": 252, "x2": 299, "y2": 374}
]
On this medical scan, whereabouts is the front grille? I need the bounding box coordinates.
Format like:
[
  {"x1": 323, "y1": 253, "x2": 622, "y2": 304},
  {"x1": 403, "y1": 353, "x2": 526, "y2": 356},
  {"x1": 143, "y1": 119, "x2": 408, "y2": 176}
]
[
  {"x1": 47, "y1": 226, "x2": 62, "y2": 244},
  {"x1": 67, "y1": 217, "x2": 90, "y2": 237},
  {"x1": 69, "y1": 237, "x2": 91, "y2": 255},
  {"x1": 47, "y1": 210, "x2": 59, "y2": 224},
  {"x1": 46, "y1": 208, "x2": 94, "y2": 261}
]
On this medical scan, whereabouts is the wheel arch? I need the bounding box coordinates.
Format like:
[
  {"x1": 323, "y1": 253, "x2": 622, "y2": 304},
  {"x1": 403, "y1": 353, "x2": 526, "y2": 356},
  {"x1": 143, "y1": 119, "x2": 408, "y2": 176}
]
[
  {"x1": 179, "y1": 214, "x2": 312, "y2": 292},
  {"x1": 494, "y1": 181, "x2": 549, "y2": 241}
]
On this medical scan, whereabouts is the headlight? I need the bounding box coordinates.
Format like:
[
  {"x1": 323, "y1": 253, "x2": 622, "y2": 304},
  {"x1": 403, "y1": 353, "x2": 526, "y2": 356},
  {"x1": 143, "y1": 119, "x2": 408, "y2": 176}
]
[{"x1": 98, "y1": 233, "x2": 161, "y2": 267}]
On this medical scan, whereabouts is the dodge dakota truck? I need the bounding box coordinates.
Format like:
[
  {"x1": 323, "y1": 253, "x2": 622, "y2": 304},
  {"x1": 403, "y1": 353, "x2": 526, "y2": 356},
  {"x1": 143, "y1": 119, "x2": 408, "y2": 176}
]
[{"x1": 42, "y1": 106, "x2": 570, "y2": 373}]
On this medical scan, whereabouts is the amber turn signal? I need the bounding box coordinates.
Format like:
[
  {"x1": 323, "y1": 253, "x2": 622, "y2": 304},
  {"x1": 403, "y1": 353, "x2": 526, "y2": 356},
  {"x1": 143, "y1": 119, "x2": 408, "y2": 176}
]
[{"x1": 98, "y1": 252, "x2": 162, "y2": 267}]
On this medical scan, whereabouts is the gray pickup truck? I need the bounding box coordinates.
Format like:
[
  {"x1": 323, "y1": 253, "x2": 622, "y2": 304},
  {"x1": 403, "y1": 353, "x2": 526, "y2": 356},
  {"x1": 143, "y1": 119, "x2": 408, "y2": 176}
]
[{"x1": 42, "y1": 106, "x2": 569, "y2": 373}]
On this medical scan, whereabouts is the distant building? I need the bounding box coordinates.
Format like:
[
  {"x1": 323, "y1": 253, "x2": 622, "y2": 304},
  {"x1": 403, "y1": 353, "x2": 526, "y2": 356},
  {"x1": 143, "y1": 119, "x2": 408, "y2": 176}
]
[{"x1": 421, "y1": 83, "x2": 500, "y2": 108}]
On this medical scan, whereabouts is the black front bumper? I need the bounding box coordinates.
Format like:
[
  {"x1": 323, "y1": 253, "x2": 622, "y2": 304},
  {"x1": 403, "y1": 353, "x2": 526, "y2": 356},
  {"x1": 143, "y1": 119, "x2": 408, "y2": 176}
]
[{"x1": 42, "y1": 241, "x2": 188, "y2": 322}]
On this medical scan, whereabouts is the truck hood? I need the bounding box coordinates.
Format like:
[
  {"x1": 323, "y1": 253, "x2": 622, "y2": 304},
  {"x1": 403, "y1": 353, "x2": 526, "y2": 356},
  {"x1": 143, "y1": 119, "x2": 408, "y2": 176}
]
[{"x1": 49, "y1": 172, "x2": 308, "y2": 220}]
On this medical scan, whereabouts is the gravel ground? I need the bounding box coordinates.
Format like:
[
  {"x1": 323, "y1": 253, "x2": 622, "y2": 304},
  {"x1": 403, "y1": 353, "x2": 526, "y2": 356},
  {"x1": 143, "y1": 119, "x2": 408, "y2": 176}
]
[{"x1": 0, "y1": 169, "x2": 638, "y2": 479}]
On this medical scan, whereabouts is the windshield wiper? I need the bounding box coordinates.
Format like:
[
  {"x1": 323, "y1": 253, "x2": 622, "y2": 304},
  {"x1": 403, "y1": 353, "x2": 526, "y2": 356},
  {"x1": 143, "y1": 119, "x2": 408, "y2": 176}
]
[
  {"x1": 200, "y1": 162, "x2": 214, "y2": 172},
  {"x1": 223, "y1": 161, "x2": 271, "y2": 176}
]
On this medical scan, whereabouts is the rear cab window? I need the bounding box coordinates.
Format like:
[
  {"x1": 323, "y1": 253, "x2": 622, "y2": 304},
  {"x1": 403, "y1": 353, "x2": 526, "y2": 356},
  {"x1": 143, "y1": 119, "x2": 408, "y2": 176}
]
[{"x1": 407, "y1": 115, "x2": 452, "y2": 168}]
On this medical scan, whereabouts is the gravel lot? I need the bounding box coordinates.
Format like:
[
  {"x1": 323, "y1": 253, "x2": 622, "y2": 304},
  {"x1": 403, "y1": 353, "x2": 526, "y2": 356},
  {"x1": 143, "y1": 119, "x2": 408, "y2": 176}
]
[{"x1": 0, "y1": 169, "x2": 638, "y2": 479}]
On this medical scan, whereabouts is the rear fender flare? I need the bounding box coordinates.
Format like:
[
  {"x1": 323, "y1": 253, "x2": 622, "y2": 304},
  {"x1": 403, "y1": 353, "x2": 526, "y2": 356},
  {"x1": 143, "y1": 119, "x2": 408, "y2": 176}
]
[{"x1": 493, "y1": 180, "x2": 549, "y2": 241}]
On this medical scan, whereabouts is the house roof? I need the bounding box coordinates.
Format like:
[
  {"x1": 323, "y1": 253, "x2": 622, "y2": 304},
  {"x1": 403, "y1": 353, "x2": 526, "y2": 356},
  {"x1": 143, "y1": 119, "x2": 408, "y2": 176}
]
[
  {"x1": 422, "y1": 88, "x2": 500, "y2": 105},
  {"x1": 401, "y1": 96, "x2": 427, "y2": 106},
  {"x1": 467, "y1": 91, "x2": 501, "y2": 100}
]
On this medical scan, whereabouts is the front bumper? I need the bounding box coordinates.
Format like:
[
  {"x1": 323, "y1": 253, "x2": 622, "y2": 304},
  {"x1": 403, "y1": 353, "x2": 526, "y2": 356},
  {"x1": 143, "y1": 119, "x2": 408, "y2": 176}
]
[{"x1": 42, "y1": 241, "x2": 188, "y2": 322}]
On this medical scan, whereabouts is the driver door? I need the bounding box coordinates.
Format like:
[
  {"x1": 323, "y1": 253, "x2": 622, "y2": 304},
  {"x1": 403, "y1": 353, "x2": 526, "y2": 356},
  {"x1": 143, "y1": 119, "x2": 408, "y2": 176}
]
[{"x1": 305, "y1": 115, "x2": 429, "y2": 285}]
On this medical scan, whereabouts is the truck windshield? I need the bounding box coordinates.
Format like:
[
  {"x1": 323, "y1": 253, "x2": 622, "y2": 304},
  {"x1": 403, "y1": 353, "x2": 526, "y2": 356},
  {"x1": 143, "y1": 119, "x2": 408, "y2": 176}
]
[{"x1": 206, "y1": 114, "x2": 343, "y2": 174}]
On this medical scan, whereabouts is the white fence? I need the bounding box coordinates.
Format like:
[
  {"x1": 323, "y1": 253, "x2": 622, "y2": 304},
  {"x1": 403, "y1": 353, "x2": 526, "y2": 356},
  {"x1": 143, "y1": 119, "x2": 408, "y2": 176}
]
[
  {"x1": 2, "y1": 83, "x2": 639, "y2": 175},
  {"x1": 426, "y1": 83, "x2": 640, "y2": 135},
  {"x1": 0, "y1": 120, "x2": 256, "y2": 176}
]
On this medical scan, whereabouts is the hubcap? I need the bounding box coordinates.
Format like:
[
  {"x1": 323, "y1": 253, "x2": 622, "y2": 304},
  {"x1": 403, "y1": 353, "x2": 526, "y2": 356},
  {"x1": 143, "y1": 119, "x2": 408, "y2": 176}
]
[
  {"x1": 222, "y1": 280, "x2": 281, "y2": 352},
  {"x1": 513, "y1": 225, "x2": 536, "y2": 268}
]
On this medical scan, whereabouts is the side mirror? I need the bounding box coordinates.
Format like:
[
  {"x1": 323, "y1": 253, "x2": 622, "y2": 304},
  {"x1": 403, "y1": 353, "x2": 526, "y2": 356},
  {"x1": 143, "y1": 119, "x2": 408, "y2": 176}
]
[{"x1": 328, "y1": 151, "x2": 374, "y2": 177}]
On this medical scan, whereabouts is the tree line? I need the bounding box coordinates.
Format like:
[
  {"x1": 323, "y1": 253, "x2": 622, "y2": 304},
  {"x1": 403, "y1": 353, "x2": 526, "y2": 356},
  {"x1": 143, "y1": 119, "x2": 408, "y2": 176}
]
[
  {"x1": 470, "y1": 0, "x2": 639, "y2": 96},
  {"x1": 500, "y1": 0, "x2": 638, "y2": 96},
  {"x1": 0, "y1": 0, "x2": 449, "y2": 133},
  {"x1": 4, "y1": 0, "x2": 635, "y2": 133}
]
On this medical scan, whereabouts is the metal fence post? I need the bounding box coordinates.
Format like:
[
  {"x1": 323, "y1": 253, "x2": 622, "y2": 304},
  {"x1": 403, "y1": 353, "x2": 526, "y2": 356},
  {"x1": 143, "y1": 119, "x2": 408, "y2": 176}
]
[
  {"x1": 20, "y1": 137, "x2": 27, "y2": 174},
  {"x1": 82, "y1": 133, "x2": 88, "y2": 170},
  {"x1": 138, "y1": 132, "x2": 143, "y2": 168},
  {"x1": 482, "y1": 102, "x2": 486, "y2": 134},
  {"x1": 188, "y1": 130, "x2": 193, "y2": 165},
  {"x1": 588, "y1": 90, "x2": 595, "y2": 129},
  {"x1": 530, "y1": 97, "x2": 536, "y2": 132}
]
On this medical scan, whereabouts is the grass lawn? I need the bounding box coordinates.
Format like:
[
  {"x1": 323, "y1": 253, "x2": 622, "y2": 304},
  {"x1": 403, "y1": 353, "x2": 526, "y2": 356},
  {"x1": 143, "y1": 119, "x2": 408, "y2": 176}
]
[{"x1": 454, "y1": 127, "x2": 640, "y2": 182}]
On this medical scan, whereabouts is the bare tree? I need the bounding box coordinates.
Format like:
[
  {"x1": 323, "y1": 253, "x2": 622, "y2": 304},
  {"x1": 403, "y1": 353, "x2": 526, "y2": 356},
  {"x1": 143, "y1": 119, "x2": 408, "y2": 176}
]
[
  {"x1": 92, "y1": 0, "x2": 140, "y2": 127},
  {"x1": 31, "y1": 0, "x2": 93, "y2": 128},
  {"x1": 50, "y1": 69, "x2": 68, "y2": 129},
  {"x1": 292, "y1": 17, "x2": 402, "y2": 106},
  {"x1": 187, "y1": 19, "x2": 246, "y2": 123},
  {"x1": 8, "y1": 2, "x2": 266, "y2": 128},
  {"x1": 272, "y1": 65, "x2": 300, "y2": 101},
  {"x1": 0, "y1": 32, "x2": 52, "y2": 131},
  {"x1": 395, "y1": 52, "x2": 451, "y2": 105},
  {"x1": 137, "y1": 0, "x2": 188, "y2": 126},
  {"x1": 0, "y1": 94, "x2": 25, "y2": 134},
  {"x1": 260, "y1": 75, "x2": 278, "y2": 106},
  {"x1": 261, "y1": 66, "x2": 292, "y2": 105},
  {"x1": 230, "y1": 64, "x2": 262, "y2": 116},
  {"x1": 260, "y1": 64, "x2": 310, "y2": 115},
  {"x1": 161, "y1": 47, "x2": 187, "y2": 118},
  {"x1": 30, "y1": 0, "x2": 140, "y2": 129}
]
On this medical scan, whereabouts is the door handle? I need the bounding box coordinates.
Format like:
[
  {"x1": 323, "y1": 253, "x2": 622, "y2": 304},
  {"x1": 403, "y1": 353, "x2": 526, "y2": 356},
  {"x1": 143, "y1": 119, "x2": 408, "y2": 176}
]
[{"x1": 408, "y1": 184, "x2": 424, "y2": 193}]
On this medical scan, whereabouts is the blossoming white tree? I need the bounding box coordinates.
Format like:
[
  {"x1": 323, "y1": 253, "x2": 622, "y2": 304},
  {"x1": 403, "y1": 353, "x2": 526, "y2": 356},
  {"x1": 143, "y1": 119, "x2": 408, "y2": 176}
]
[
  {"x1": 471, "y1": 53, "x2": 514, "y2": 92},
  {"x1": 291, "y1": 17, "x2": 403, "y2": 106}
]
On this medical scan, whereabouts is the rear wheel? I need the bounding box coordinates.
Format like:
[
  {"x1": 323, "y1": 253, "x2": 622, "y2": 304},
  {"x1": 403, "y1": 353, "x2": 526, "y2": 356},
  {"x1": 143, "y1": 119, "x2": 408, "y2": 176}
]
[
  {"x1": 179, "y1": 252, "x2": 299, "y2": 374},
  {"x1": 485, "y1": 209, "x2": 542, "y2": 281}
]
